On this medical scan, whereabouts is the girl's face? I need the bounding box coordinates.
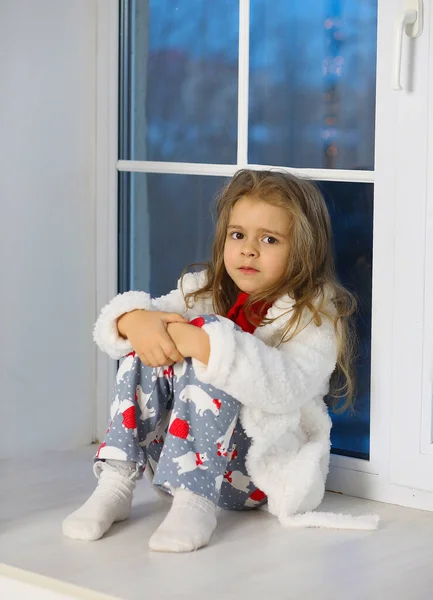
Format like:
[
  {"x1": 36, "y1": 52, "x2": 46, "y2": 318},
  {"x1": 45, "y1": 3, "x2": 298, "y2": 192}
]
[{"x1": 223, "y1": 195, "x2": 291, "y2": 295}]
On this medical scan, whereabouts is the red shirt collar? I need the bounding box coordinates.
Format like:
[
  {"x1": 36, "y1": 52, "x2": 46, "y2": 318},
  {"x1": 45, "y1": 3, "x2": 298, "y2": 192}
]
[{"x1": 226, "y1": 292, "x2": 271, "y2": 333}]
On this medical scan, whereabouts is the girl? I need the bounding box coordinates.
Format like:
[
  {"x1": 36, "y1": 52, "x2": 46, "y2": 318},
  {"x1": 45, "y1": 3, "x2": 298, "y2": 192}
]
[{"x1": 63, "y1": 169, "x2": 378, "y2": 552}]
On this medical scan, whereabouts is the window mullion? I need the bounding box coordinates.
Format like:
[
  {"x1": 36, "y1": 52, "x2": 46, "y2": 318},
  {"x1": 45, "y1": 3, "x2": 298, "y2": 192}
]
[
  {"x1": 237, "y1": 0, "x2": 250, "y2": 167},
  {"x1": 116, "y1": 159, "x2": 375, "y2": 183}
]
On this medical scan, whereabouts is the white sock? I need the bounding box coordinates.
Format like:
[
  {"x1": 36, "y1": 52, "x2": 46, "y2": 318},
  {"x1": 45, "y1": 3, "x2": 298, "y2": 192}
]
[
  {"x1": 148, "y1": 488, "x2": 217, "y2": 553},
  {"x1": 62, "y1": 460, "x2": 137, "y2": 541}
]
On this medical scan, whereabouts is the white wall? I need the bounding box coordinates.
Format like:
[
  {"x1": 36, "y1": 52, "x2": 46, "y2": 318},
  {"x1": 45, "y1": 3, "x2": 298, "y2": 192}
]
[{"x1": 0, "y1": 1, "x2": 97, "y2": 457}]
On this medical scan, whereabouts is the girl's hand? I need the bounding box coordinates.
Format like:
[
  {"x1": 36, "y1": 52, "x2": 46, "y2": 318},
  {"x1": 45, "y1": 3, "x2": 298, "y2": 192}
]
[
  {"x1": 117, "y1": 310, "x2": 188, "y2": 367},
  {"x1": 167, "y1": 322, "x2": 210, "y2": 365}
]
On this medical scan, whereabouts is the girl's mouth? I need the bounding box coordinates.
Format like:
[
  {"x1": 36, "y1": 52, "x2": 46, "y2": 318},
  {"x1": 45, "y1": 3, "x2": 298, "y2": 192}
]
[{"x1": 239, "y1": 267, "x2": 259, "y2": 274}]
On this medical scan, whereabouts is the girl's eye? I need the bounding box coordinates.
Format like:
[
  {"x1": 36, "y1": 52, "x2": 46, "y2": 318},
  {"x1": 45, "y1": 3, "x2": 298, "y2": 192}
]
[
  {"x1": 263, "y1": 236, "x2": 278, "y2": 245},
  {"x1": 230, "y1": 231, "x2": 244, "y2": 240}
]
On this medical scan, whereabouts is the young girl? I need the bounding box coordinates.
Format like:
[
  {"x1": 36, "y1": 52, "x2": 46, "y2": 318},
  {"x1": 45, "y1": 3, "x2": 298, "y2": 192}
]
[{"x1": 63, "y1": 169, "x2": 378, "y2": 552}]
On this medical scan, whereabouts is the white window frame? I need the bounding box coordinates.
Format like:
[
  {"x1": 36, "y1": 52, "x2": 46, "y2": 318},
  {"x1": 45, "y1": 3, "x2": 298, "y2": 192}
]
[{"x1": 95, "y1": 0, "x2": 433, "y2": 511}]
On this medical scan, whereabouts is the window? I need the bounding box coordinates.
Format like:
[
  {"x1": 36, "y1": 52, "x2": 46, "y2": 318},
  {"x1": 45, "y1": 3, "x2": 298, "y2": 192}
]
[
  {"x1": 97, "y1": 0, "x2": 433, "y2": 507},
  {"x1": 117, "y1": 0, "x2": 377, "y2": 460}
]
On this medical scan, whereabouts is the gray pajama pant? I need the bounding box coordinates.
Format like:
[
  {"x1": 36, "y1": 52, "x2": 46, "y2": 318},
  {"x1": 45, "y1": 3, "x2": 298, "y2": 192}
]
[{"x1": 95, "y1": 314, "x2": 267, "y2": 510}]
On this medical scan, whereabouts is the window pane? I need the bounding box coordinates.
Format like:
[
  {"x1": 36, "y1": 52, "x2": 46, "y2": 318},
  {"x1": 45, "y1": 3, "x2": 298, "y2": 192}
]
[
  {"x1": 120, "y1": 175, "x2": 372, "y2": 459},
  {"x1": 319, "y1": 181, "x2": 373, "y2": 459},
  {"x1": 119, "y1": 173, "x2": 225, "y2": 295},
  {"x1": 119, "y1": 0, "x2": 239, "y2": 164},
  {"x1": 249, "y1": 0, "x2": 377, "y2": 170}
]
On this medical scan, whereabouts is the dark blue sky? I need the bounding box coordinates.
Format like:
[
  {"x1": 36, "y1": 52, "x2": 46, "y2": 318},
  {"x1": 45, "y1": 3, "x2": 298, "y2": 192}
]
[{"x1": 149, "y1": 0, "x2": 377, "y2": 71}]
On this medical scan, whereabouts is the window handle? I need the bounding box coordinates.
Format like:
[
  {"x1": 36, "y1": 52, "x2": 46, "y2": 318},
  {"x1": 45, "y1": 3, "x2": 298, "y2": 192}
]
[{"x1": 393, "y1": 0, "x2": 423, "y2": 90}]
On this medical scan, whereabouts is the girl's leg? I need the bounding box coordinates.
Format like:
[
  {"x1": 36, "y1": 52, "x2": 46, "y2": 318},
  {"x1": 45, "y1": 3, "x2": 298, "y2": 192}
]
[
  {"x1": 62, "y1": 353, "x2": 173, "y2": 541},
  {"x1": 218, "y1": 421, "x2": 268, "y2": 510},
  {"x1": 149, "y1": 420, "x2": 268, "y2": 552},
  {"x1": 96, "y1": 351, "x2": 174, "y2": 468},
  {"x1": 147, "y1": 315, "x2": 246, "y2": 552}
]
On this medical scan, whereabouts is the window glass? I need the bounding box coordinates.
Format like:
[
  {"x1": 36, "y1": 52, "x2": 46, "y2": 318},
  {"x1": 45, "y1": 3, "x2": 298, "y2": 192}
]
[
  {"x1": 249, "y1": 0, "x2": 377, "y2": 170},
  {"x1": 119, "y1": 173, "x2": 372, "y2": 459},
  {"x1": 119, "y1": 0, "x2": 239, "y2": 163}
]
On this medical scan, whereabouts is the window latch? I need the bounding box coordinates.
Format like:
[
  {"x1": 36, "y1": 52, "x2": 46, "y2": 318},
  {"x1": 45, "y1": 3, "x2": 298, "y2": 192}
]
[{"x1": 393, "y1": 0, "x2": 423, "y2": 90}]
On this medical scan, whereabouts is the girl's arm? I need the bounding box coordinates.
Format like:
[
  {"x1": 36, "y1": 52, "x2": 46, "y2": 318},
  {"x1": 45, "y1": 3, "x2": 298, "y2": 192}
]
[
  {"x1": 166, "y1": 323, "x2": 210, "y2": 364},
  {"x1": 93, "y1": 271, "x2": 206, "y2": 360},
  {"x1": 189, "y1": 316, "x2": 338, "y2": 415}
]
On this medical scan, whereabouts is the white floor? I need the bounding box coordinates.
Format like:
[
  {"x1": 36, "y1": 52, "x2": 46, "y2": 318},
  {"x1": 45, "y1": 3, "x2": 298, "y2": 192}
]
[{"x1": 2, "y1": 446, "x2": 433, "y2": 600}]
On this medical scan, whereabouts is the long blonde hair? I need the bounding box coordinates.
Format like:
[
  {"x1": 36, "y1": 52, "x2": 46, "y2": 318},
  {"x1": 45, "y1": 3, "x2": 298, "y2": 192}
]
[{"x1": 182, "y1": 169, "x2": 357, "y2": 412}]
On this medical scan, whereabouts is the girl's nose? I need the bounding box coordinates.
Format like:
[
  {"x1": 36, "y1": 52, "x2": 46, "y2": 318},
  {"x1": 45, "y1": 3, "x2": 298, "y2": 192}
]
[{"x1": 241, "y1": 244, "x2": 258, "y2": 258}]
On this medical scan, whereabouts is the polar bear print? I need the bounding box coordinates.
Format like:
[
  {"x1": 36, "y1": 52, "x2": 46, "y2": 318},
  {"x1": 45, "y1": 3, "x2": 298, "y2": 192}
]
[
  {"x1": 139, "y1": 430, "x2": 162, "y2": 447},
  {"x1": 223, "y1": 470, "x2": 252, "y2": 494},
  {"x1": 135, "y1": 385, "x2": 157, "y2": 421},
  {"x1": 245, "y1": 488, "x2": 267, "y2": 508},
  {"x1": 151, "y1": 365, "x2": 174, "y2": 383},
  {"x1": 215, "y1": 414, "x2": 238, "y2": 456},
  {"x1": 172, "y1": 451, "x2": 209, "y2": 475},
  {"x1": 138, "y1": 407, "x2": 172, "y2": 448},
  {"x1": 214, "y1": 474, "x2": 224, "y2": 492},
  {"x1": 228, "y1": 443, "x2": 238, "y2": 461},
  {"x1": 179, "y1": 385, "x2": 221, "y2": 417},
  {"x1": 116, "y1": 352, "x2": 136, "y2": 382},
  {"x1": 110, "y1": 396, "x2": 120, "y2": 420},
  {"x1": 173, "y1": 360, "x2": 188, "y2": 382}
]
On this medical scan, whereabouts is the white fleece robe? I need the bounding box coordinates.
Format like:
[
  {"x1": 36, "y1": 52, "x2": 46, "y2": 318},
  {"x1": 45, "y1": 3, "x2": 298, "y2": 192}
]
[{"x1": 93, "y1": 270, "x2": 379, "y2": 530}]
